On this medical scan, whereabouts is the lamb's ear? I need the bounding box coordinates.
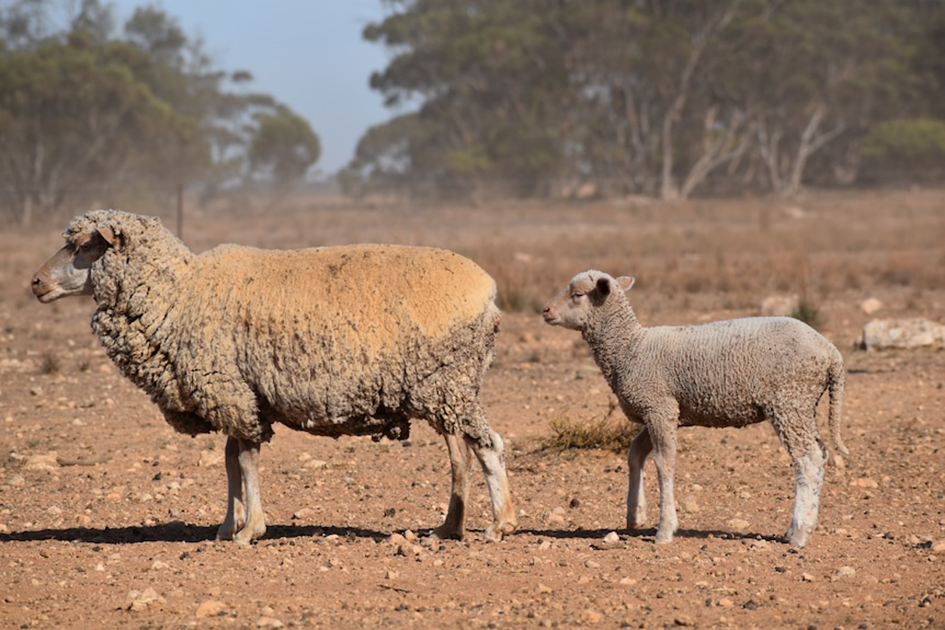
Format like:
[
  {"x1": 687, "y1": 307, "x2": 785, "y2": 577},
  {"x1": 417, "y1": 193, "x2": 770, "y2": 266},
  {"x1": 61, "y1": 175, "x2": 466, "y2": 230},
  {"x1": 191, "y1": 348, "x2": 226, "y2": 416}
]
[
  {"x1": 591, "y1": 276, "x2": 612, "y2": 306},
  {"x1": 616, "y1": 276, "x2": 635, "y2": 293},
  {"x1": 595, "y1": 277, "x2": 611, "y2": 296},
  {"x1": 95, "y1": 226, "x2": 121, "y2": 249}
]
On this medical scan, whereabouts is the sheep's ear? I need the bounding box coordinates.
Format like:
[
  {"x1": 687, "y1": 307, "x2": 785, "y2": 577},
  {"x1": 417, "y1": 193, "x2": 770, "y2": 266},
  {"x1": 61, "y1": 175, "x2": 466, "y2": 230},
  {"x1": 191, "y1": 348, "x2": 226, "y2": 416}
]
[
  {"x1": 96, "y1": 226, "x2": 121, "y2": 249},
  {"x1": 616, "y1": 276, "x2": 635, "y2": 292}
]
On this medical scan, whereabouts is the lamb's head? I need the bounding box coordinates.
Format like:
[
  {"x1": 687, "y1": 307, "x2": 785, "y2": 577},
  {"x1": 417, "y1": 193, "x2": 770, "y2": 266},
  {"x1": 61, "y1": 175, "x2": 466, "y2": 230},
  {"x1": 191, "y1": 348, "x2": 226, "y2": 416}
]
[
  {"x1": 542, "y1": 270, "x2": 635, "y2": 331},
  {"x1": 31, "y1": 210, "x2": 155, "y2": 303}
]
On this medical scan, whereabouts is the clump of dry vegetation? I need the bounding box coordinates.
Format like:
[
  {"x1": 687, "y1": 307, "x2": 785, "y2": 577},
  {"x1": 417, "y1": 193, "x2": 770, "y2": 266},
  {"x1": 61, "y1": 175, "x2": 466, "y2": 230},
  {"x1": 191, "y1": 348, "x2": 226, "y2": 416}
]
[{"x1": 541, "y1": 403, "x2": 640, "y2": 454}]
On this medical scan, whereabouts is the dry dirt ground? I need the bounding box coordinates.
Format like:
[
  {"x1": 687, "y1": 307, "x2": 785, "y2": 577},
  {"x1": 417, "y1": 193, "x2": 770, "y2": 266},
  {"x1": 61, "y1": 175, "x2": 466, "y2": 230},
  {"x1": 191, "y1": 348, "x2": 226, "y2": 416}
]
[{"x1": 1, "y1": 191, "x2": 943, "y2": 629}]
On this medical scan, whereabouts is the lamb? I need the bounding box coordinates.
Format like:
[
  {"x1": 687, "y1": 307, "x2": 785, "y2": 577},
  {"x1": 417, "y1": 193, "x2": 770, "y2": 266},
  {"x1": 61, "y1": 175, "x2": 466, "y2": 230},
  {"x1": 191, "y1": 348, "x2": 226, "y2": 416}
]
[
  {"x1": 31, "y1": 209, "x2": 517, "y2": 545},
  {"x1": 542, "y1": 270, "x2": 847, "y2": 547}
]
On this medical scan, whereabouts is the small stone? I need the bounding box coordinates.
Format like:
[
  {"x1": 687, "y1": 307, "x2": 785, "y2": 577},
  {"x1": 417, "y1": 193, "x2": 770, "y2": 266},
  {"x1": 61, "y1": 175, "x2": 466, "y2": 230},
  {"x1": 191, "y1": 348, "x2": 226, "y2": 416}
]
[
  {"x1": 24, "y1": 452, "x2": 59, "y2": 471},
  {"x1": 850, "y1": 478, "x2": 878, "y2": 489},
  {"x1": 726, "y1": 518, "x2": 751, "y2": 532},
  {"x1": 581, "y1": 609, "x2": 602, "y2": 624},
  {"x1": 717, "y1": 598, "x2": 734, "y2": 608},
  {"x1": 585, "y1": 559, "x2": 601, "y2": 569},
  {"x1": 385, "y1": 570, "x2": 399, "y2": 580},
  {"x1": 6, "y1": 475, "x2": 25, "y2": 487},
  {"x1": 836, "y1": 566, "x2": 856, "y2": 579},
  {"x1": 125, "y1": 587, "x2": 165, "y2": 612},
  {"x1": 547, "y1": 512, "x2": 566, "y2": 526},
  {"x1": 388, "y1": 533, "x2": 407, "y2": 546},
  {"x1": 195, "y1": 600, "x2": 227, "y2": 618},
  {"x1": 860, "y1": 297, "x2": 883, "y2": 315},
  {"x1": 618, "y1": 577, "x2": 638, "y2": 586},
  {"x1": 292, "y1": 508, "x2": 317, "y2": 521},
  {"x1": 537, "y1": 583, "x2": 553, "y2": 594},
  {"x1": 591, "y1": 531, "x2": 621, "y2": 550},
  {"x1": 257, "y1": 617, "x2": 284, "y2": 628},
  {"x1": 801, "y1": 573, "x2": 816, "y2": 582},
  {"x1": 931, "y1": 540, "x2": 945, "y2": 553}
]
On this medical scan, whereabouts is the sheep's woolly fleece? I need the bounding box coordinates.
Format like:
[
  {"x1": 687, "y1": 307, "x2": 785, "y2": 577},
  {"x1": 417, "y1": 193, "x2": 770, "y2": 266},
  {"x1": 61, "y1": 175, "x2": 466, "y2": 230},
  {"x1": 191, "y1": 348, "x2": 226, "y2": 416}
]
[
  {"x1": 570, "y1": 273, "x2": 845, "y2": 454},
  {"x1": 68, "y1": 210, "x2": 501, "y2": 445}
]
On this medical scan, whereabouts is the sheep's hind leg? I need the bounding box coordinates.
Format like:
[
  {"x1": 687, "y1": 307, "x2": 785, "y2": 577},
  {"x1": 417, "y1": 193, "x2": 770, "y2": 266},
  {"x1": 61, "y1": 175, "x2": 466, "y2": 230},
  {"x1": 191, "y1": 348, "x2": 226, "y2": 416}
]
[
  {"x1": 233, "y1": 439, "x2": 267, "y2": 545},
  {"x1": 647, "y1": 410, "x2": 680, "y2": 544},
  {"x1": 784, "y1": 437, "x2": 827, "y2": 548},
  {"x1": 217, "y1": 436, "x2": 245, "y2": 541},
  {"x1": 626, "y1": 427, "x2": 652, "y2": 529},
  {"x1": 469, "y1": 429, "x2": 518, "y2": 542},
  {"x1": 433, "y1": 433, "x2": 474, "y2": 540}
]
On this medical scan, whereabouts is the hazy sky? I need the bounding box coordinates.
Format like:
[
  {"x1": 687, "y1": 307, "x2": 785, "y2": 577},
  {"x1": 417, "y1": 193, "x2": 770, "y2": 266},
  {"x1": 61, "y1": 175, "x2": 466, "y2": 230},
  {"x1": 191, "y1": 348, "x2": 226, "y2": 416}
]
[{"x1": 109, "y1": 1, "x2": 397, "y2": 175}]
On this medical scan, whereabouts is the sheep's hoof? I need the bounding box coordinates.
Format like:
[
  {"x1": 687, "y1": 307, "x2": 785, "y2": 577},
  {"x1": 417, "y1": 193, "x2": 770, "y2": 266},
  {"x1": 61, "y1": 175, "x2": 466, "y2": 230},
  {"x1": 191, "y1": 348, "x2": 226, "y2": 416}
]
[
  {"x1": 627, "y1": 516, "x2": 647, "y2": 530},
  {"x1": 216, "y1": 521, "x2": 239, "y2": 541},
  {"x1": 785, "y1": 526, "x2": 810, "y2": 548},
  {"x1": 654, "y1": 528, "x2": 675, "y2": 544},
  {"x1": 232, "y1": 523, "x2": 266, "y2": 546},
  {"x1": 431, "y1": 523, "x2": 464, "y2": 541},
  {"x1": 484, "y1": 519, "x2": 518, "y2": 542}
]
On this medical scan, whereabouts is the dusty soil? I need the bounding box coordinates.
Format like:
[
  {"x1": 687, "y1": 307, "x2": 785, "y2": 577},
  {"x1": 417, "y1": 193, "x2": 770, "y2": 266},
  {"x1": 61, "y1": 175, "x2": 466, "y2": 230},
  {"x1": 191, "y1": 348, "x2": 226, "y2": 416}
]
[{"x1": 1, "y1": 191, "x2": 943, "y2": 629}]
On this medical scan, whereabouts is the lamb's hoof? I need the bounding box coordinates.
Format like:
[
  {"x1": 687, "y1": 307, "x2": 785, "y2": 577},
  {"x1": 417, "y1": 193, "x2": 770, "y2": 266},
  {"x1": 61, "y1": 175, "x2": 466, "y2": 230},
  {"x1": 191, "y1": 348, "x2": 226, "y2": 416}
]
[
  {"x1": 484, "y1": 519, "x2": 518, "y2": 542},
  {"x1": 785, "y1": 526, "x2": 811, "y2": 548}
]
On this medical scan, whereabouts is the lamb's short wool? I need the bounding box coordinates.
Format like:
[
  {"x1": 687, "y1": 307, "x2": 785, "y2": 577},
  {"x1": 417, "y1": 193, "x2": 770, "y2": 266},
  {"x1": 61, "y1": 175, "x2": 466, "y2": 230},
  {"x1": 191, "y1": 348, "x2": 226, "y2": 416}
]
[
  {"x1": 543, "y1": 270, "x2": 846, "y2": 547},
  {"x1": 33, "y1": 210, "x2": 517, "y2": 544}
]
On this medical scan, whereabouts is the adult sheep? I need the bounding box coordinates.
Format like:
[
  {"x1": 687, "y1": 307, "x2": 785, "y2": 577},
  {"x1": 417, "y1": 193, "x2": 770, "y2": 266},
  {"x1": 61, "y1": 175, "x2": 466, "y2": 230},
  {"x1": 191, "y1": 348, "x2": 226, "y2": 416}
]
[
  {"x1": 32, "y1": 210, "x2": 517, "y2": 545},
  {"x1": 543, "y1": 270, "x2": 847, "y2": 547}
]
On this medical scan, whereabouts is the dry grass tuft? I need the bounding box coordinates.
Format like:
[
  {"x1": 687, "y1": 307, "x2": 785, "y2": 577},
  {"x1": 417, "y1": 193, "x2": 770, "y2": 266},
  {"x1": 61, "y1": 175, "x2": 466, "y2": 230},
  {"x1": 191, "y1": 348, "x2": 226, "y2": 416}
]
[{"x1": 542, "y1": 403, "x2": 640, "y2": 454}]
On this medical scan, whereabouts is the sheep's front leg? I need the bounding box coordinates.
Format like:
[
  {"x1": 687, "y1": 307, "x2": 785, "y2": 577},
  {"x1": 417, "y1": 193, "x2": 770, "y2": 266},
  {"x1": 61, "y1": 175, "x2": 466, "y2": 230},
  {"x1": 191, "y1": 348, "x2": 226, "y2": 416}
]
[
  {"x1": 433, "y1": 433, "x2": 474, "y2": 540},
  {"x1": 626, "y1": 427, "x2": 652, "y2": 529},
  {"x1": 217, "y1": 436, "x2": 245, "y2": 541},
  {"x1": 469, "y1": 429, "x2": 517, "y2": 542},
  {"x1": 233, "y1": 439, "x2": 267, "y2": 545},
  {"x1": 647, "y1": 409, "x2": 680, "y2": 544}
]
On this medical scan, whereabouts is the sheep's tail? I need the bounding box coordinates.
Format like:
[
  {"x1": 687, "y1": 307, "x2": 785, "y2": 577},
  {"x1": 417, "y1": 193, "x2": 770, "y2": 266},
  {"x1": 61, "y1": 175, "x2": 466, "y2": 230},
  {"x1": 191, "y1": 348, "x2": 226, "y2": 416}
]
[{"x1": 827, "y1": 352, "x2": 849, "y2": 456}]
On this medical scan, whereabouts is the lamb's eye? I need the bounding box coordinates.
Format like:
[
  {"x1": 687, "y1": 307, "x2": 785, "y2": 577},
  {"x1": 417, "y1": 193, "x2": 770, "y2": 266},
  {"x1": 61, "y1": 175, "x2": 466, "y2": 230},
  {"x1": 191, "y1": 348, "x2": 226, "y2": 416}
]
[{"x1": 572, "y1": 291, "x2": 585, "y2": 299}]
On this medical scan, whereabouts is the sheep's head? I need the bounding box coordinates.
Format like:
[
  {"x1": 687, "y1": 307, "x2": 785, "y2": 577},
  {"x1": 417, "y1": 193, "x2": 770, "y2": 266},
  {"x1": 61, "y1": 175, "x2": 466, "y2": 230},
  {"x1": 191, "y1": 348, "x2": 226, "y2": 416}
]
[
  {"x1": 31, "y1": 216, "x2": 121, "y2": 303},
  {"x1": 542, "y1": 270, "x2": 635, "y2": 331}
]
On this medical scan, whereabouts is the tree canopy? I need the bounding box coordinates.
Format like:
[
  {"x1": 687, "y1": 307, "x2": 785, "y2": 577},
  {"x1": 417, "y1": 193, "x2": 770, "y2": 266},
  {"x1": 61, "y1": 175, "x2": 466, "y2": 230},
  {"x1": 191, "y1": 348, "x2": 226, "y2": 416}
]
[
  {"x1": 346, "y1": 0, "x2": 945, "y2": 201},
  {"x1": 0, "y1": 0, "x2": 321, "y2": 225}
]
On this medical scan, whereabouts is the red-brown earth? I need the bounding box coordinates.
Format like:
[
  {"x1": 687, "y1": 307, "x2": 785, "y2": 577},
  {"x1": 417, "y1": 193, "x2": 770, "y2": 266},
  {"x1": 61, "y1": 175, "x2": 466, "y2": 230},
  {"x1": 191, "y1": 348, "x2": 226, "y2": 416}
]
[{"x1": 1, "y1": 190, "x2": 943, "y2": 629}]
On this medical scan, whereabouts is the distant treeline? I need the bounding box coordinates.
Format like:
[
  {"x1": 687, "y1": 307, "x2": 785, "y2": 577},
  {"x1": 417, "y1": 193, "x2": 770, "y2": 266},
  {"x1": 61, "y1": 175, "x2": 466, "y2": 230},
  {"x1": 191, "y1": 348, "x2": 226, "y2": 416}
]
[
  {"x1": 0, "y1": 0, "x2": 320, "y2": 226},
  {"x1": 341, "y1": 0, "x2": 945, "y2": 202}
]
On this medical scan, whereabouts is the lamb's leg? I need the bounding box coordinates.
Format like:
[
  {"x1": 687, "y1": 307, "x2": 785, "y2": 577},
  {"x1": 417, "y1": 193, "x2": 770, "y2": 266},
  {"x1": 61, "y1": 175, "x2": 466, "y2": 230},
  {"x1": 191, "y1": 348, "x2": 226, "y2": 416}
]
[
  {"x1": 433, "y1": 433, "x2": 474, "y2": 540},
  {"x1": 469, "y1": 429, "x2": 517, "y2": 542},
  {"x1": 782, "y1": 429, "x2": 828, "y2": 548},
  {"x1": 217, "y1": 435, "x2": 245, "y2": 541},
  {"x1": 647, "y1": 411, "x2": 679, "y2": 544},
  {"x1": 626, "y1": 427, "x2": 652, "y2": 529},
  {"x1": 233, "y1": 439, "x2": 267, "y2": 545}
]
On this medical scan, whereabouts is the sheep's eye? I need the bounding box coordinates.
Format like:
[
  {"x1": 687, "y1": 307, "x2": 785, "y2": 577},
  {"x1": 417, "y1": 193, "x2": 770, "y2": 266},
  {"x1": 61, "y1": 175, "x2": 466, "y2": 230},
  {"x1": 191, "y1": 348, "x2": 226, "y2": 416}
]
[{"x1": 572, "y1": 291, "x2": 585, "y2": 299}]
